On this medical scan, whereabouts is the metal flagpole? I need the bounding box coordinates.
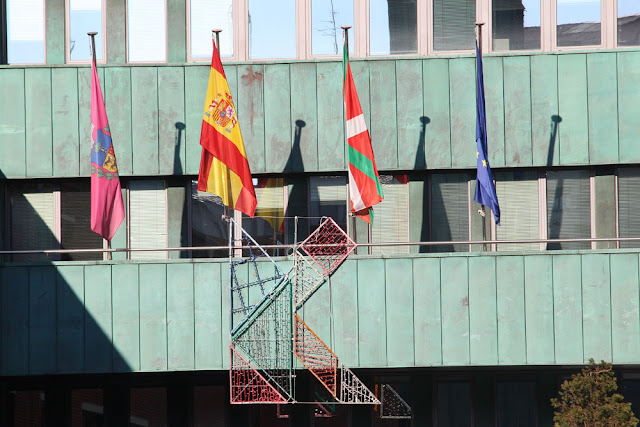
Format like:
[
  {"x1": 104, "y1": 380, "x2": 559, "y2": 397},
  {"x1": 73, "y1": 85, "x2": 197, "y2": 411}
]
[
  {"x1": 475, "y1": 22, "x2": 488, "y2": 251},
  {"x1": 88, "y1": 31, "x2": 113, "y2": 260}
]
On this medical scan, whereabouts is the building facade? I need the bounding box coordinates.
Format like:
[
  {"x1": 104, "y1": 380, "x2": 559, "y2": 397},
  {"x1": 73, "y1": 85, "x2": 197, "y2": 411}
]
[{"x1": 2, "y1": 0, "x2": 640, "y2": 425}]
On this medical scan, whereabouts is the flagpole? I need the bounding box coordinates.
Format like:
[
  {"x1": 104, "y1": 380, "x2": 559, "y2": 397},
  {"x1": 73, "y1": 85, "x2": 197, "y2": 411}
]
[
  {"x1": 474, "y1": 22, "x2": 488, "y2": 251},
  {"x1": 341, "y1": 26, "x2": 357, "y2": 246}
]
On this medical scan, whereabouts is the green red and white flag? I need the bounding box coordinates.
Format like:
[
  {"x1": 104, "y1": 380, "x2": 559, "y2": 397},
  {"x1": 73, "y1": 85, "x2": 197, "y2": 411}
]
[{"x1": 343, "y1": 43, "x2": 383, "y2": 224}]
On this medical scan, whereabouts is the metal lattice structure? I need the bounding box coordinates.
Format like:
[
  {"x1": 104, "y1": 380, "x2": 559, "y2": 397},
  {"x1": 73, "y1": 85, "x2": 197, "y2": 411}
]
[
  {"x1": 380, "y1": 384, "x2": 412, "y2": 419},
  {"x1": 228, "y1": 216, "x2": 378, "y2": 406}
]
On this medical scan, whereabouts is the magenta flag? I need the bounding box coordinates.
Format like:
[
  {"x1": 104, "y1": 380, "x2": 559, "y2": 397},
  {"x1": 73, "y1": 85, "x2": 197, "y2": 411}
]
[{"x1": 90, "y1": 57, "x2": 124, "y2": 241}]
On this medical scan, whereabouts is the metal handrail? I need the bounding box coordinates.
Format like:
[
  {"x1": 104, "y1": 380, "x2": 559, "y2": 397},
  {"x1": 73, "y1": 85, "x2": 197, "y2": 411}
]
[{"x1": 1, "y1": 236, "x2": 639, "y2": 255}]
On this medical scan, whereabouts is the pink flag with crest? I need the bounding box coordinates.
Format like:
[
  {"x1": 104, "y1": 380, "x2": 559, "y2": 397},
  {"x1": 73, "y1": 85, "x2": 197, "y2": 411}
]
[{"x1": 90, "y1": 57, "x2": 124, "y2": 241}]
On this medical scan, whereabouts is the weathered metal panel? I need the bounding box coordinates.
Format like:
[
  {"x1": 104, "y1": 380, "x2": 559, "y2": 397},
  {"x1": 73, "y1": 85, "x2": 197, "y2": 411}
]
[
  {"x1": 496, "y1": 256, "x2": 527, "y2": 364},
  {"x1": 167, "y1": 263, "x2": 195, "y2": 370},
  {"x1": 29, "y1": 266, "x2": 57, "y2": 374},
  {"x1": 158, "y1": 67, "x2": 186, "y2": 175},
  {"x1": 131, "y1": 67, "x2": 159, "y2": 175},
  {"x1": 357, "y1": 258, "x2": 387, "y2": 367},
  {"x1": 184, "y1": 65, "x2": 210, "y2": 175},
  {"x1": 104, "y1": 67, "x2": 133, "y2": 175},
  {"x1": 524, "y1": 255, "x2": 555, "y2": 364},
  {"x1": 385, "y1": 258, "x2": 414, "y2": 367},
  {"x1": 440, "y1": 257, "x2": 470, "y2": 365},
  {"x1": 581, "y1": 253, "x2": 612, "y2": 362},
  {"x1": 617, "y1": 51, "x2": 640, "y2": 163},
  {"x1": 1, "y1": 267, "x2": 29, "y2": 375},
  {"x1": 139, "y1": 264, "x2": 168, "y2": 371},
  {"x1": 558, "y1": 54, "x2": 590, "y2": 165},
  {"x1": 553, "y1": 254, "x2": 584, "y2": 364},
  {"x1": 289, "y1": 62, "x2": 318, "y2": 172},
  {"x1": 84, "y1": 264, "x2": 113, "y2": 373},
  {"x1": 449, "y1": 57, "x2": 476, "y2": 169},
  {"x1": 503, "y1": 56, "x2": 533, "y2": 166},
  {"x1": 530, "y1": 55, "x2": 559, "y2": 166},
  {"x1": 483, "y1": 56, "x2": 505, "y2": 168},
  {"x1": 413, "y1": 257, "x2": 442, "y2": 365},
  {"x1": 56, "y1": 265, "x2": 85, "y2": 373},
  {"x1": 316, "y1": 61, "x2": 344, "y2": 171},
  {"x1": 264, "y1": 64, "x2": 292, "y2": 172},
  {"x1": 25, "y1": 69, "x2": 53, "y2": 177},
  {"x1": 611, "y1": 253, "x2": 640, "y2": 363},
  {"x1": 0, "y1": 69, "x2": 26, "y2": 178},
  {"x1": 112, "y1": 264, "x2": 140, "y2": 372},
  {"x1": 396, "y1": 60, "x2": 424, "y2": 170},
  {"x1": 330, "y1": 259, "x2": 359, "y2": 367},
  {"x1": 52, "y1": 68, "x2": 81, "y2": 177},
  {"x1": 237, "y1": 64, "x2": 266, "y2": 173},
  {"x1": 194, "y1": 262, "x2": 223, "y2": 370},
  {"x1": 587, "y1": 53, "x2": 619, "y2": 164},
  {"x1": 423, "y1": 59, "x2": 451, "y2": 169},
  {"x1": 369, "y1": 61, "x2": 398, "y2": 171},
  {"x1": 469, "y1": 256, "x2": 498, "y2": 365}
]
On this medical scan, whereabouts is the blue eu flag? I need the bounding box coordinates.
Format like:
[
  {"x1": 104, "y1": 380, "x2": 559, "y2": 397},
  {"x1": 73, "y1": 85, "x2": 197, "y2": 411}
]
[{"x1": 474, "y1": 41, "x2": 500, "y2": 225}]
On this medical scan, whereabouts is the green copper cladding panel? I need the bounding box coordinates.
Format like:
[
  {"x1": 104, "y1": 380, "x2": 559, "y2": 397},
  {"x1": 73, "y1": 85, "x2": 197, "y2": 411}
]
[
  {"x1": 524, "y1": 255, "x2": 555, "y2": 364},
  {"x1": 385, "y1": 258, "x2": 414, "y2": 367},
  {"x1": 610, "y1": 253, "x2": 640, "y2": 363},
  {"x1": 468, "y1": 257, "x2": 498, "y2": 365},
  {"x1": 0, "y1": 69, "x2": 26, "y2": 178},
  {"x1": 587, "y1": 53, "x2": 619, "y2": 164},
  {"x1": 184, "y1": 65, "x2": 210, "y2": 175},
  {"x1": 330, "y1": 259, "x2": 359, "y2": 367},
  {"x1": 530, "y1": 55, "x2": 559, "y2": 167},
  {"x1": 52, "y1": 68, "x2": 80, "y2": 177},
  {"x1": 112, "y1": 264, "x2": 140, "y2": 372},
  {"x1": 84, "y1": 265, "x2": 113, "y2": 373},
  {"x1": 482, "y1": 56, "x2": 505, "y2": 168},
  {"x1": 581, "y1": 254, "x2": 612, "y2": 362},
  {"x1": 423, "y1": 59, "x2": 452, "y2": 169},
  {"x1": 449, "y1": 58, "x2": 476, "y2": 169},
  {"x1": 25, "y1": 68, "x2": 53, "y2": 177},
  {"x1": 289, "y1": 62, "x2": 319, "y2": 172},
  {"x1": 56, "y1": 265, "x2": 85, "y2": 373},
  {"x1": 194, "y1": 262, "x2": 223, "y2": 370},
  {"x1": 553, "y1": 254, "x2": 584, "y2": 364},
  {"x1": 1, "y1": 267, "x2": 29, "y2": 375},
  {"x1": 413, "y1": 257, "x2": 442, "y2": 365},
  {"x1": 167, "y1": 263, "x2": 195, "y2": 370},
  {"x1": 104, "y1": 67, "x2": 133, "y2": 176},
  {"x1": 503, "y1": 56, "x2": 533, "y2": 166},
  {"x1": 237, "y1": 64, "x2": 266, "y2": 173},
  {"x1": 440, "y1": 257, "x2": 470, "y2": 366},
  {"x1": 316, "y1": 61, "x2": 345, "y2": 171},
  {"x1": 29, "y1": 266, "x2": 57, "y2": 374},
  {"x1": 264, "y1": 64, "x2": 292, "y2": 173},
  {"x1": 131, "y1": 67, "x2": 160, "y2": 175},
  {"x1": 558, "y1": 54, "x2": 590, "y2": 165},
  {"x1": 139, "y1": 264, "x2": 168, "y2": 371},
  {"x1": 617, "y1": 51, "x2": 640, "y2": 162},
  {"x1": 396, "y1": 60, "x2": 425, "y2": 170},
  {"x1": 357, "y1": 258, "x2": 387, "y2": 367},
  {"x1": 158, "y1": 67, "x2": 187, "y2": 175},
  {"x1": 369, "y1": 60, "x2": 398, "y2": 171},
  {"x1": 496, "y1": 256, "x2": 527, "y2": 364}
]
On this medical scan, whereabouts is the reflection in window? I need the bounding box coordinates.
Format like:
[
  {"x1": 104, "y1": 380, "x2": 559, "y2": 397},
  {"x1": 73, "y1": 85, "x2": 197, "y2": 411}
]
[
  {"x1": 9, "y1": 183, "x2": 57, "y2": 262},
  {"x1": 437, "y1": 381, "x2": 472, "y2": 426},
  {"x1": 433, "y1": 0, "x2": 475, "y2": 51},
  {"x1": 557, "y1": 0, "x2": 601, "y2": 47},
  {"x1": 371, "y1": 175, "x2": 409, "y2": 255},
  {"x1": 129, "y1": 180, "x2": 168, "y2": 259},
  {"x1": 71, "y1": 388, "x2": 104, "y2": 427},
  {"x1": 190, "y1": 0, "x2": 233, "y2": 58},
  {"x1": 7, "y1": 0, "x2": 45, "y2": 64},
  {"x1": 194, "y1": 386, "x2": 228, "y2": 426},
  {"x1": 8, "y1": 390, "x2": 45, "y2": 425},
  {"x1": 309, "y1": 176, "x2": 347, "y2": 232},
  {"x1": 249, "y1": 0, "x2": 296, "y2": 59},
  {"x1": 130, "y1": 388, "x2": 167, "y2": 427},
  {"x1": 623, "y1": 375, "x2": 640, "y2": 420},
  {"x1": 617, "y1": 168, "x2": 640, "y2": 248},
  {"x1": 431, "y1": 173, "x2": 469, "y2": 252},
  {"x1": 243, "y1": 178, "x2": 286, "y2": 256},
  {"x1": 496, "y1": 381, "x2": 537, "y2": 426},
  {"x1": 127, "y1": 0, "x2": 167, "y2": 62},
  {"x1": 61, "y1": 182, "x2": 103, "y2": 261},
  {"x1": 191, "y1": 181, "x2": 228, "y2": 258},
  {"x1": 370, "y1": 0, "x2": 416, "y2": 55},
  {"x1": 618, "y1": 0, "x2": 640, "y2": 47},
  {"x1": 312, "y1": 0, "x2": 353, "y2": 55},
  {"x1": 492, "y1": 0, "x2": 540, "y2": 51},
  {"x1": 495, "y1": 171, "x2": 539, "y2": 251},
  {"x1": 69, "y1": 0, "x2": 103, "y2": 61},
  {"x1": 546, "y1": 170, "x2": 591, "y2": 250}
]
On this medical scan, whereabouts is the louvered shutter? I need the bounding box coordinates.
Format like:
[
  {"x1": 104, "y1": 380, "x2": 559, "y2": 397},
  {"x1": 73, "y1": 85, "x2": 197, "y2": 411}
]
[
  {"x1": 371, "y1": 175, "x2": 409, "y2": 255},
  {"x1": 60, "y1": 183, "x2": 103, "y2": 261},
  {"x1": 10, "y1": 188, "x2": 56, "y2": 262},
  {"x1": 495, "y1": 171, "x2": 539, "y2": 251},
  {"x1": 433, "y1": 0, "x2": 476, "y2": 50},
  {"x1": 546, "y1": 170, "x2": 590, "y2": 250},
  {"x1": 129, "y1": 180, "x2": 168, "y2": 260},
  {"x1": 431, "y1": 173, "x2": 469, "y2": 252},
  {"x1": 618, "y1": 168, "x2": 640, "y2": 248}
]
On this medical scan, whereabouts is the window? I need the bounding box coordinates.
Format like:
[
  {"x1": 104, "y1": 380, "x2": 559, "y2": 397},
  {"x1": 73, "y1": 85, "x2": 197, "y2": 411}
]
[
  {"x1": 371, "y1": 175, "x2": 410, "y2": 255},
  {"x1": 71, "y1": 388, "x2": 104, "y2": 427},
  {"x1": 8, "y1": 390, "x2": 45, "y2": 425},
  {"x1": 130, "y1": 388, "x2": 167, "y2": 427},
  {"x1": 495, "y1": 171, "x2": 540, "y2": 251},
  {"x1": 437, "y1": 381, "x2": 472, "y2": 426},
  {"x1": 193, "y1": 386, "x2": 228, "y2": 426},
  {"x1": 312, "y1": 0, "x2": 354, "y2": 56},
  {"x1": 370, "y1": 0, "x2": 417, "y2": 55},
  {"x1": 6, "y1": 0, "x2": 45, "y2": 64},
  {"x1": 433, "y1": 0, "x2": 476, "y2": 51},
  {"x1": 617, "y1": 168, "x2": 640, "y2": 248},
  {"x1": 546, "y1": 170, "x2": 591, "y2": 250},
  {"x1": 618, "y1": 0, "x2": 640, "y2": 46},
  {"x1": 60, "y1": 182, "x2": 103, "y2": 261},
  {"x1": 129, "y1": 180, "x2": 168, "y2": 259},
  {"x1": 557, "y1": 0, "x2": 601, "y2": 47},
  {"x1": 309, "y1": 176, "x2": 348, "y2": 232},
  {"x1": 492, "y1": 0, "x2": 541, "y2": 51},
  {"x1": 623, "y1": 374, "x2": 640, "y2": 420},
  {"x1": 431, "y1": 173, "x2": 469, "y2": 252},
  {"x1": 68, "y1": 0, "x2": 104, "y2": 62},
  {"x1": 496, "y1": 381, "x2": 537, "y2": 426},
  {"x1": 249, "y1": 0, "x2": 296, "y2": 59},
  {"x1": 188, "y1": 0, "x2": 233, "y2": 59},
  {"x1": 190, "y1": 181, "x2": 228, "y2": 258},
  {"x1": 127, "y1": 0, "x2": 167, "y2": 62},
  {"x1": 243, "y1": 177, "x2": 286, "y2": 256}
]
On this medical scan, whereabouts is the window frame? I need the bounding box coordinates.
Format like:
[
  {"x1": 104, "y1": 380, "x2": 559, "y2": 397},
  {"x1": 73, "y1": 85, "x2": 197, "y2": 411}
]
[
  {"x1": 185, "y1": 0, "x2": 239, "y2": 62},
  {"x1": 64, "y1": 0, "x2": 107, "y2": 64},
  {"x1": 5, "y1": 0, "x2": 47, "y2": 65}
]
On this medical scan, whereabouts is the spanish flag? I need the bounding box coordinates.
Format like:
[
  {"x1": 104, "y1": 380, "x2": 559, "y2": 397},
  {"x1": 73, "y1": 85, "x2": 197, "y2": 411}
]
[{"x1": 198, "y1": 39, "x2": 257, "y2": 217}]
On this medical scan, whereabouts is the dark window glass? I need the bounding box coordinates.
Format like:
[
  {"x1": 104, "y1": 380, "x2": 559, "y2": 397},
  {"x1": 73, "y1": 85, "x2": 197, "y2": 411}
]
[
  {"x1": 310, "y1": 176, "x2": 347, "y2": 232},
  {"x1": 546, "y1": 170, "x2": 591, "y2": 250},
  {"x1": 437, "y1": 381, "x2": 472, "y2": 426},
  {"x1": 243, "y1": 178, "x2": 286, "y2": 257},
  {"x1": 61, "y1": 182, "x2": 103, "y2": 261},
  {"x1": 431, "y1": 173, "x2": 469, "y2": 252},
  {"x1": 191, "y1": 181, "x2": 228, "y2": 258},
  {"x1": 623, "y1": 377, "x2": 640, "y2": 420},
  {"x1": 71, "y1": 388, "x2": 104, "y2": 427},
  {"x1": 618, "y1": 0, "x2": 640, "y2": 47},
  {"x1": 370, "y1": 0, "x2": 417, "y2": 55},
  {"x1": 433, "y1": 0, "x2": 475, "y2": 51},
  {"x1": 557, "y1": 0, "x2": 601, "y2": 47},
  {"x1": 492, "y1": 0, "x2": 541, "y2": 50},
  {"x1": 496, "y1": 381, "x2": 537, "y2": 427},
  {"x1": 8, "y1": 390, "x2": 45, "y2": 426},
  {"x1": 193, "y1": 386, "x2": 227, "y2": 427},
  {"x1": 130, "y1": 388, "x2": 166, "y2": 427}
]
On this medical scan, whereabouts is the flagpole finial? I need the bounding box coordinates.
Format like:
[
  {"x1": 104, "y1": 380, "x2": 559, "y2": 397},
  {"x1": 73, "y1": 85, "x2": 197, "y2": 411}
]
[
  {"x1": 212, "y1": 29, "x2": 222, "y2": 51},
  {"x1": 87, "y1": 32, "x2": 98, "y2": 64},
  {"x1": 341, "y1": 26, "x2": 351, "y2": 30}
]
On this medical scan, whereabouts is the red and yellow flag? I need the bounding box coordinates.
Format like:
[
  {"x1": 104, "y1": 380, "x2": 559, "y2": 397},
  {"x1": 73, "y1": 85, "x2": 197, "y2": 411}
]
[{"x1": 198, "y1": 39, "x2": 257, "y2": 217}]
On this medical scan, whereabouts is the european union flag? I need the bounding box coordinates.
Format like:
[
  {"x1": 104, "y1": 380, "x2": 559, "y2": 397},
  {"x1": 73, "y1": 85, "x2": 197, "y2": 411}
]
[{"x1": 474, "y1": 41, "x2": 500, "y2": 225}]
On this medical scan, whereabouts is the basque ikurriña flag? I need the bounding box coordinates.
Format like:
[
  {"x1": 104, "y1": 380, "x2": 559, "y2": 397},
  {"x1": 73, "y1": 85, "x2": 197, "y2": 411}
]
[
  {"x1": 474, "y1": 41, "x2": 500, "y2": 225},
  {"x1": 343, "y1": 43, "x2": 383, "y2": 224},
  {"x1": 198, "y1": 39, "x2": 256, "y2": 217},
  {"x1": 90, "y1": 56, "x2": 125, "y2": 241}
]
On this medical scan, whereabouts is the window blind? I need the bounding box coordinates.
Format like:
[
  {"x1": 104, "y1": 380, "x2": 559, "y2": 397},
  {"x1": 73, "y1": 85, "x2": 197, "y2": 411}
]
[
  {"x1": 309, "y1": 176, "x2": 347, "y2": 231},
  {"x1": 546, "y1": 170, "x2": 591, "y2": 250},
  {"x1": 431, "y1": 173, "x2": 469, "y2": 252},
  {"x1": 495, "y1": 171, "x2": 539, "y2": 251},
  {"x1": 127, "y1": 0, "x2": 166, "y2": 62},
  {"x1": 60, "y1": 183, "x2": 103, "y2": 261},
  {"x1": 433, "y1": 0, "x2": 476, "y2": 51},
  {"x1": 371, "y1": 175, "x2": 409, "y2": 255},
  {"x1": 618, "y1": 168, "x2": 640, "y2": 248},
  {"x1": 129, "y1": 180, "x2": 168, "y2": 260},
  {"x1": 10, "y1": 187, "x2": 56, "y2": 261}
]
